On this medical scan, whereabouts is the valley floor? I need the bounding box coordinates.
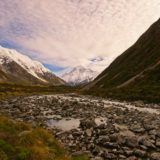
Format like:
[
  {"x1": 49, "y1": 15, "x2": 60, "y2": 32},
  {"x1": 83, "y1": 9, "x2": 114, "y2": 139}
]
[{"x1": 0, "y1": 94, "x2": 160, "y2": 160}]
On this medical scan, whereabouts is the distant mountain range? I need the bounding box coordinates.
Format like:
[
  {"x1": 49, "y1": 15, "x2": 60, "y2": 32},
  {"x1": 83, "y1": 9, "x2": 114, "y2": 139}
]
[
  {"x1": 85, "y1": 18, "x2": 160, "y2": 102},
  {"x1": 60, "y1": 66, "x2": 99, "y2": 86},
  {"x1": 0, "y1": 46, "x2": 65, "y2": 86},
  {"x1": 2, "y1": 16, "x2": 160, "y2": 102}
]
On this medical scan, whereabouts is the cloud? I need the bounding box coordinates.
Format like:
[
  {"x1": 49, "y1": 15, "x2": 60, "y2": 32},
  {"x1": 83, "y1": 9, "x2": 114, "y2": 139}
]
[{"x1": 0, "y1": 0, "x2": 160, "y2": 72}]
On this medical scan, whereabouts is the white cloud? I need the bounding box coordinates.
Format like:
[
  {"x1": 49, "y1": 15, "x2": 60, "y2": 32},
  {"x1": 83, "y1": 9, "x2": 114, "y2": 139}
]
[{"x1": 0, "y1": 0, "x2": 160, "y2": 72}]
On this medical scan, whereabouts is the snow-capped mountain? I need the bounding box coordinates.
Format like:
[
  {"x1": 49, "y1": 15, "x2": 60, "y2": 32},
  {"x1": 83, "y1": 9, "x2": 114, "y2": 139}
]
[
  {"x1": 0, "y1": 46, "x2": 65, "y2": 85},
  {"x1": 60, "y1": 66, "x2": 99, "y2": 86}
]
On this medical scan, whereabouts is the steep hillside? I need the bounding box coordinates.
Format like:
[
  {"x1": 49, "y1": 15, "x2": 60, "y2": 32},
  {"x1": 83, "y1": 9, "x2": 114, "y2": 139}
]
[
  {"x1": 0, "y1": 46, "x2": 65, "y2": 86},
  {"x1": 0, "y1": 116, "x2": 89, "y2": 160},
  {"x1": 85, "y1": 18, "x2": 160, "y2": 102}
]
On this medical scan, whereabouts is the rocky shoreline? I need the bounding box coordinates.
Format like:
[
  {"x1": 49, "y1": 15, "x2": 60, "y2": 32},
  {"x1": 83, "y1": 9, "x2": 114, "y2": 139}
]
[{"x1": 0, "y1": 94, "x2": 160, "y2": 160}]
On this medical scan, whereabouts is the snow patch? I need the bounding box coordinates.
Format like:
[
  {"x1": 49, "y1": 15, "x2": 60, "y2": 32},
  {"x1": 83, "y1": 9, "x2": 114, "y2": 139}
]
[
  {"x1": 60, "y1": 66, "x2": 99, "y2": 85},
  {"x1": 0, "y1": 46, "x2": 53, "y2": 82}
]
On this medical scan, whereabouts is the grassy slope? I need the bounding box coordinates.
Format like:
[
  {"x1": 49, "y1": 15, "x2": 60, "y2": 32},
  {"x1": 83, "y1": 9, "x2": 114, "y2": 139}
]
[
  {"x1": 85, "y1": 18, "x2": 160, "y2": 103},
  {"x1": 0, "y1": 116, "x2": 89, "y2": 160},
  {"x1": 0, "y1": 83, "x2": 79, "y2": 100},
  {"x1": 0, "y1": 116, "x2": 69, "y2": 160},
  {"x1": 95, "y1": 18, "x2": 160, "y2": 88}
]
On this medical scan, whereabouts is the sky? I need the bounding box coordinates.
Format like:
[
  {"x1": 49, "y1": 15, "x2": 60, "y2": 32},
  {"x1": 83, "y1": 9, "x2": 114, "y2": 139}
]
[{"x1": 0, "y1": 0, "x2": 160, "y2": 73}]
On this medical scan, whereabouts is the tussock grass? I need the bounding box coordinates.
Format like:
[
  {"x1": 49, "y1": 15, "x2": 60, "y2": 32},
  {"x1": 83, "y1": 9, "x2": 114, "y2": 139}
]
[
  {"x1": 0, "y1": 116, "x2": 70, "y2": 160},
  {"x1": 0, "y1": 116, "x2": 89, "y2": 160},
  {"x1": 71, "y1": 155, "x2": 89, "y2": 160}
]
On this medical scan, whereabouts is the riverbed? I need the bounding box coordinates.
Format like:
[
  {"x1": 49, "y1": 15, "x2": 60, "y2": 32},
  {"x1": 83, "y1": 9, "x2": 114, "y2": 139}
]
[{"x1": 0, "y1": 94, "x2": 160, "y2": 160}]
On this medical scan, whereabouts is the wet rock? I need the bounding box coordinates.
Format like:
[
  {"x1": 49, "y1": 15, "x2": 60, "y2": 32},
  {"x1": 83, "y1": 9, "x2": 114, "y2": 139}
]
[
  {"x1": 155, "y1": 138, "x2": 160, "y2": 147},
  {"x1": 139, "y1": 137, "x2": 156, "y2": 149},
  {"x1": 85, "y1": 129, "x2": 93, "y2": 137},
  {"x1": 80, "y1": 118, "x2": 96, "y2": 129},
  {"x1": 150, "y1": 152, "x2": 160, "y2": 160},
  {"x1": 92, "y1": 146, "x2": 100, "y2": 156},
  {"x1": 133, "y1": 149, "x2": 146, "y2": 157},
  {"x1": 116, "y1": 135, "x2": 126, "y2": 145},
  {"x1": 126, "y1": 156, "x2": 138, "y2": 160},
  {"x1": 143, "y1": 122, "x2": 156, "y2": 131},
  {"x1": 125, "y1": 136, "x2": 139, "y2": 148},
  {"x1": 123, "y1": 147, "x2": 133, "y2": 156},
  {"x1": 104, "y1": 153, "x2": 117, "y2": 159},
  {"x1": 119, "y1": 155, "x2": 126, "y2": 159},
  {"x1": 156, "y1": 130, "x2": 160, "y2": 138},
  {"x1": 68, "y1": 134, "x2": 74, "y2": 140},
  {"x1": 97, "y1": 135, "x2": 110, "y2": 145},
  {"x1": 130, "y1": 124, "x2": 145, "y2": 133},
  {"x1": 103, "y1": 142, "x2": 119, "y2": 149},
  {"x1": 149, "y1": 129, "x2": 158, "y2": 136}
]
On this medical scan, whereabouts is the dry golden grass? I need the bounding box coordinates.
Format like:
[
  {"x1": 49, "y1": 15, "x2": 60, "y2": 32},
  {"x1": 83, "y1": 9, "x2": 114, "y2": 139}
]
[{"x1": 0, "y1": 116, "x2": 71, "y2": 160}]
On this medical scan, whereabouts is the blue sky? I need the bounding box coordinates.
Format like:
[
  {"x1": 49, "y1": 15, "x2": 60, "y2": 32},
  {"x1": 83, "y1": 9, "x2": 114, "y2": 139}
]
[
  {"x1": 0, "y1": 39, "x2": 66, "y2": 72},
  {"x1": 0, "y1": 0, "x2": 160, "y2": 73},
  {"x1": 44, "y1": 64, "x2": 66, "y2": 73}
]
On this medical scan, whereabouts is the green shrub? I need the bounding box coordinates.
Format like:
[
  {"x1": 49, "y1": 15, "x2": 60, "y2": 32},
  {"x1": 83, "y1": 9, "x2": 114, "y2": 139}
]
[
  {"x1": 0, "y1": 139, "x2": 14, "y2": 154},
  {"x1": 0, "y1": 150, "x2": 8, "y2": 160},
  {"x1": 17, "y1": 147, "x2": 31, "y2": 160}
]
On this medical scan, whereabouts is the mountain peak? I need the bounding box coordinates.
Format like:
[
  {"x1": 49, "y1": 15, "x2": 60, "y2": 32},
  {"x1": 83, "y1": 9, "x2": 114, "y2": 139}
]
[
  {"x1": 0, "y1": 46, "x2": 65, "y2": 86},
  {"x1": 60, "y1": 66, "x2": 99, "y2": 86}
]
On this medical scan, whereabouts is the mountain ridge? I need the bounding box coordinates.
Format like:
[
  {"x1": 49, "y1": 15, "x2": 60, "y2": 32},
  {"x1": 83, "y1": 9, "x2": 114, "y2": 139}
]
[
  {"x1": 0, "y1": 46, "x2": 65, "y2": 86},
  {"x1": 84, "y1": 18, "x2": 160, "y2": 102}
]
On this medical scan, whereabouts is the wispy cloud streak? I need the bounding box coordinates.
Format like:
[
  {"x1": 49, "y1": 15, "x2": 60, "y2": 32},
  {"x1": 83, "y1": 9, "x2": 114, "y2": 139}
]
[{"x1": 0, "y1": 0, "x2": 160, "y2": 72}]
